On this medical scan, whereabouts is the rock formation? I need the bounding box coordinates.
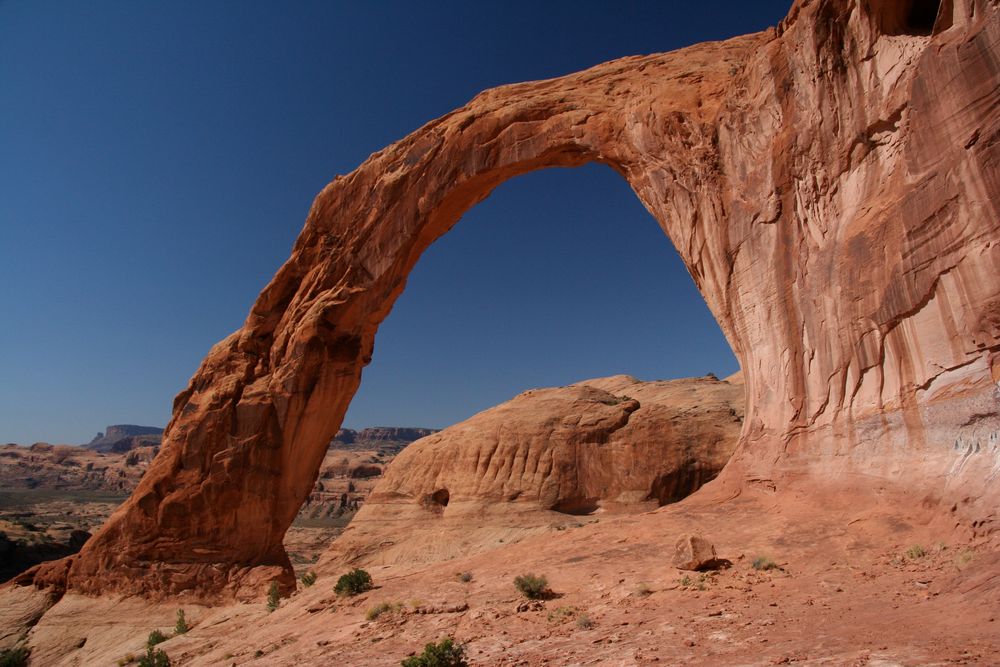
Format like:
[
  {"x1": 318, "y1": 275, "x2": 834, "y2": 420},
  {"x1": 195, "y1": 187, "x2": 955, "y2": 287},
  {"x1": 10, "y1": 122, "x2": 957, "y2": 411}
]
[
  {"x1": 0, "y1": 443, "x2": 152, "y2": 494},
  {"x1": 85, "y1": 425, "x2": 163, "y2": 453},
  {"x1": 329, "y1": 427, "x2": 438, "y2": 453},
  {"x1": 322, "y1": 375, "x2": 743, "y2": 567},
  {"x1": 19, "y1": 0, "x2": 999, "y2": 600}
]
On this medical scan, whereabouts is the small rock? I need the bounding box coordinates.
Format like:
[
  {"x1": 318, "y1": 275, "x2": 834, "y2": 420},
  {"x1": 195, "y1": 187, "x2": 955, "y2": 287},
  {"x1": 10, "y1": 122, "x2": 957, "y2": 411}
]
[{"x1": 672, "y1": 534, "x2": 717, "y2": 571}]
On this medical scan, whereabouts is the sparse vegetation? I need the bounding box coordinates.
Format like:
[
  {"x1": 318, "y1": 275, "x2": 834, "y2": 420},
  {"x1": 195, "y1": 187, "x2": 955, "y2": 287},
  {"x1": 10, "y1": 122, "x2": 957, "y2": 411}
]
[
  {"x1": 174, "y1": 609, "x2": 188, "y2": 635},
  {"x1": 752, "y1": 556, "x2": 779, "y2": 571},
  {"x1": 679, "y1": 574, "x2": 692, "y2": 587},
  {"x1": 267, "y1": 581, "x2": 281, "y2": 612},
  {"x1": 955, "y1": 548, "x2": 975, "y2": 569},
  {"x1": 146, "y1": 630, "x2": 168, "y2": 648},
  {"x1": 576, "y1": 613, "x2": 595, "y2": 630},
  {"x1": 547, "y1": 605, "x2": 578, "y2": 623},
  {"x1": 634, "y1": 581, "x2": 652, "y2": 597},
  {"x1": 513, "y1": 573, "x2": 548, "y2": 599},
  {"x1": 116, "y1": 654, "x2": 135, "y2": 667},
  {"x1": 300, "y1": 570, "x2": 317, "y2": 588},
  {"x1": 905, "y1": 544, "x2": 927, "y2": 560},
  {"x1": 335, "y1": 568, "x2": 374, "y2": 596},
  {"x1": 367, "y1": 601, "x2": 404, "y2": 621},
  {"x1": 457, "y1": 571, "x2": 473, "y2": 583},
  {"x1": 137, "y1": 646, "x2": 171, "y2": 667},
  {"x1": 0, "y1": 646, "x2": 30, "y2": 667},
  {"x1": 400, "y1": 637, "x2": 468, "y2": 667}
]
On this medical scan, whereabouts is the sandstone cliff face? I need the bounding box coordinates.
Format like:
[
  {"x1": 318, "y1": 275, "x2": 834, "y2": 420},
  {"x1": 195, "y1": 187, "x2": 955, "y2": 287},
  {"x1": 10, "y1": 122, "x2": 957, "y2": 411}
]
[
  {"x1": 24, "y1": 0, "x2": 1000, "y2": 600},
  {"x1": 321, "y1": 375, "x2": 743, "y2": 567}
]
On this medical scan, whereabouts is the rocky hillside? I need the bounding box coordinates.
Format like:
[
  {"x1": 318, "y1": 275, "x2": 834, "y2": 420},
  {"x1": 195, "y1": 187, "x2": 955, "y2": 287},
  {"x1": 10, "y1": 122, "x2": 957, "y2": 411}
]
[{"x1": 322, "y1": 374, "x2": 743, "y2": 568}]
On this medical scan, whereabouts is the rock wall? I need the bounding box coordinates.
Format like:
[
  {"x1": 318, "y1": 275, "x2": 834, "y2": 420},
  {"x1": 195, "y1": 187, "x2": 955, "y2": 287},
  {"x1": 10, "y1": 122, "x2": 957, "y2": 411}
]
[
  {"x1": 322, "y1": 375, "x2": 743, "y2": 567},
  {"x1": 23, "y1": 0, "x2": 1000, "y2": 600}
]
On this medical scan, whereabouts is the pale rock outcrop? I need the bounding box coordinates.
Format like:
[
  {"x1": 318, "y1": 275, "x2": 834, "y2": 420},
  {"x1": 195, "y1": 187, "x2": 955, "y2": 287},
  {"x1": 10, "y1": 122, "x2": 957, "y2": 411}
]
[
  {"x1": 320, "y1": 375, "x2": 743, "y2": 567},
  {"x1": 16, "y1": 0, "x2": 1000, "y2": 600}
]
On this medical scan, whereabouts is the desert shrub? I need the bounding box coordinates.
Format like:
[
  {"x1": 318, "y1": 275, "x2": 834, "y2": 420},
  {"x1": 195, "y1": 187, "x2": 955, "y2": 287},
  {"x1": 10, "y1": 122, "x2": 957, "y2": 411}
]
[
  {"x1": 906, "y1": 544, "x2": 926, "y2": 559},
  {"x1": 634, "y1": 582, "x2": 652, "y2": 597},
  {"x1": 955, "y1": 548, "x2": 974, "y2": 569},
  {"x1": 752, "y1": 556, "x2": 779, "y2": 571},
  {"x1": 546, "y1": 606, "x2": 577, "y2": 623},
  {"x1": 266, "y1": 581, "x2": 281, "y2": 612},
  {"x1": 174, "y1": 609, "x2": 188, "y2": 635},
  {"x1": 116, "y1": 654, "x2": 135, "y2": 667},
  {"x1": 137, "y1": 647, "x2": 170, "y2": 667},
  {"x1": 146, "y1": 630, "x2": 168, "y2": 648},
  {"x1": 576, "y1": 613, "x2": 595, "y2": 630},
  {"x1": 335, "y1": 568, "x2": 373, "y2": 596},
  {"x1": 457, "y1": 571, "x2": 473, "y2": 583},
  {"x1": 300, "y1": 570, "x2": 317, "y2": 588},
  {"x1": 513, "y1": 573, "x2": 548, "y2": 599},
  {"x1": 366, "y1": 601, "x2": 403, "y2": 621},
  {"x1": 400, "y1": 637, "x2": 468, "y2": 667},
  {"x1": 0, "y1": 646, "x2": 30, "y2": 667},
  {"x1": 679, "y1": 574, "x2": 692, "y2": 587}
]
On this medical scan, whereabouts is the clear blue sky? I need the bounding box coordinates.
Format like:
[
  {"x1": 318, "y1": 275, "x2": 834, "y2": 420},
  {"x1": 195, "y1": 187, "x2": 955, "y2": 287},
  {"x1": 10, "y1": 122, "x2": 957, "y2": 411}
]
[{"x1": 0, "y1": 1, "x2": 789, "y2": 444}]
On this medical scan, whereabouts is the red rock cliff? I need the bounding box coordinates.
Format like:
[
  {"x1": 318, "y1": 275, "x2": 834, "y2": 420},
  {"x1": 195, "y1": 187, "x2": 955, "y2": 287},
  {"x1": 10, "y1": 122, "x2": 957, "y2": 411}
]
[{"x1": 26, "y1": 0, "x2": 1000, "y2": 600}]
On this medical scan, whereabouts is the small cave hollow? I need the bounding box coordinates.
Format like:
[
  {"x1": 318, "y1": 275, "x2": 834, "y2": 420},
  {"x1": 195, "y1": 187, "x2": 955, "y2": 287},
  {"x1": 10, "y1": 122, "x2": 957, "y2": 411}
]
[
  {"x1": 647, "y1": 462, "x2": 719, "y2": 507},
  {"x1": 877, "y1": 0, "x2": 945, "y2": 36},
  {"x1": 430, "y1": 488, "x2": 450, "y2": 507},
  {"x1": 552, "y1": 497, "x2": 600, "y2": 516}
]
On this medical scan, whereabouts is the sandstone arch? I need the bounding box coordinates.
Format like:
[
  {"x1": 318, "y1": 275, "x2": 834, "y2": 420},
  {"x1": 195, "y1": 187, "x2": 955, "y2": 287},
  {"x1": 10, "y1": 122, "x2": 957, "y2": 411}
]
[{"x1": 29, "y1": 0, "x2": 999, "y2": 599}]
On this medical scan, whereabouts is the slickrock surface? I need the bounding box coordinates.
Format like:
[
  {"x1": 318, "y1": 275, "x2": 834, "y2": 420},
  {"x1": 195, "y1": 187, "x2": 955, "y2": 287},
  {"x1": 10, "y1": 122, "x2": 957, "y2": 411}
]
[
  {"x1": 7, "y1": 491, "x2": 998, "y2": 665},
  {"x1": 322, "y1": 375, "x2": 742, "y2": 568},
  {"x1": 16, "y1": 0, "x2": 1000, "y2": 603}
]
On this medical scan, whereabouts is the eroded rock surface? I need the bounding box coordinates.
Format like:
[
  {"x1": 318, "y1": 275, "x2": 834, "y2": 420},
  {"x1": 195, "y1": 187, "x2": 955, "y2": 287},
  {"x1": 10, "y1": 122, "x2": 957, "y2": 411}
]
[
  {"x1": 321, "y1": 375, "x2": 743, "y2": 567},
  {"x1": 20, "y1": 0, "x2": 1000, "y2": 599}
]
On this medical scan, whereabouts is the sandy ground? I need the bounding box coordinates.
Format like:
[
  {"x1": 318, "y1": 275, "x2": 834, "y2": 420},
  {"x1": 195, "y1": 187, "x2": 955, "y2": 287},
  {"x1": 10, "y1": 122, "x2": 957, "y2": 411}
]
[{"x1": 15, "y1": 485, "x2": 997, "y2": 666}]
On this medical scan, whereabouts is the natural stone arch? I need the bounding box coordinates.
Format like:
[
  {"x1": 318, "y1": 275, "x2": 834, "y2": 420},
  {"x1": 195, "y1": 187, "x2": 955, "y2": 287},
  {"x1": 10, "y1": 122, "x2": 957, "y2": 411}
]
[{"x1": 28, "y1": 0, "x2": 1000, "y2": 599}]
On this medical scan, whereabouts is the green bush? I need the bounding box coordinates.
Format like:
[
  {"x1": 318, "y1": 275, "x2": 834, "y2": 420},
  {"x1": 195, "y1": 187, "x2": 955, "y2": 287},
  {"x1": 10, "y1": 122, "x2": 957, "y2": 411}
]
[
  {"x1": 366, "y1": 601, "x2": 403, "y2": 621},
  {"x1": 137, "y1": 647, "x2": 171, "y2": 667},
  {"x1": 0, "y1": 645, "x2": 30, "y2": 667},
  {"x1": 174, "y1": 609, "x2": 188, "y2": 635},
  {"x1": 266, "y1": 581, "x2": 281, "y2": 612},
  {"x1": 300, "y1": 570, "x2": 317, "y2": 588},
  {"x1": 752, "y1": 556, "x2": 779, "y2": 571},
  {"x1": 513, "y1": 573, "x2": 548, "y2": 599},
  {"x1": 147, "y1": 630, "x2": 168, "y2": 648},
  {"x1": 401, "y1": 638, "x2": 468, "y2": 667},
  {"x1": 335, "y1": 568, "x2": 373, "y2": 596}
]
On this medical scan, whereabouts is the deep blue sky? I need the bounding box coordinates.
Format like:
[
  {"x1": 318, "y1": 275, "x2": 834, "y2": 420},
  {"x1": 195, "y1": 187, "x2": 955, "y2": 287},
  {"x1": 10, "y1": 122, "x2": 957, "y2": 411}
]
[{"x1": 0, "y1": 1, "x2": 789, "y2": 444}]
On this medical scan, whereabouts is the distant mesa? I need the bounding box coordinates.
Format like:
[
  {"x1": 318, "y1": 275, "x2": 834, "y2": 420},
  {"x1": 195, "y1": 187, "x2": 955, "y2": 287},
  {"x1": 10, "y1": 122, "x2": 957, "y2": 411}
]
[
  {"x1": 84, "y1": 424, "x2": 164, "y2": 453},
  {"x1": 329, "y1": 427, "x2": 438, "y2": 454}
]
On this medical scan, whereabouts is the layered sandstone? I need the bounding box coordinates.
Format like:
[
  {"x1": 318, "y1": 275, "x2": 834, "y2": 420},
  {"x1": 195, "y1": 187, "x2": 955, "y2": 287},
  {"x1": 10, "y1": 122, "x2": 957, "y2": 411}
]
[
  {"x1": 20, "y1": 0, "x2": 1000, "y2": 600},
  {"x1": 322, "y1": 375, "x2": 743, "y2": 567}
]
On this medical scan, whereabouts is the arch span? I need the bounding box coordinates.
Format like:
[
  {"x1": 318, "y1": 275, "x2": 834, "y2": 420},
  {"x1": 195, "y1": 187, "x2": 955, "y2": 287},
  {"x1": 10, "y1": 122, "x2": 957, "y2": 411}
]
[{"x1": 29, "y1": 0, "x2": 1000, "y2": 599}]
